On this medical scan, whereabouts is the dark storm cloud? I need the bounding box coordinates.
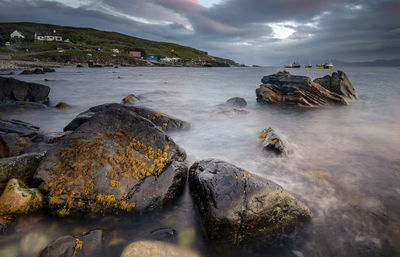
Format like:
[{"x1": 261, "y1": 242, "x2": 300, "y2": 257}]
[{"x1": 0, "y1": 0, "x2": 398, "y2": 65}]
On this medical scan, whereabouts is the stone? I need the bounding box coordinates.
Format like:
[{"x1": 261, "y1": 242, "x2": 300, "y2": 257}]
[
  {"x1": 122, "y1": 94, "x2": 140, "y2": 104},
  {"x1": 258, "y1": 128, "x2": 290, "y2": 156},
  {"x1": 226, "y1": 97, "x2": 247, "y2": 108},
  {"x1": 189, "y1": 159, "x2": 311, "y2": 251},
  {"x1": 20, "y1": 68, "x2": 45, "y2": 75},
  {"x1": 121, "y1": 240, "x2": 201, "y2": 257},
  {"x1": 0, "y1": 214, "x2": 15, "y2": 233},
  {"x1": 55, "y1": 102, "x2": 71, "y2": 109},
  {"x1": 34, "y1": 107, "x2": 187, "y2": 217},
  {"x1": 313, "y1": 70, "x2": 359, "y2": 99},
  {"x1": 0, "y1": 77, "x2": 50, "y2": 104},
  {"x1": 0, "y1": 179, "x2": 43, "y2": 215},
  {"x1": 256, "y1": 71, "x2": 348, "y2": 107},
  {"x1": 64, "y1": 103, "x2": 190, "y2": 132},
  {"x1": 20, "y1": 232, "x2": 50, "y2": 255},
  {"x1": 38, "y1": 230, "x2": 104, "y2": 257},
  {"x1": 43, "y1": 67, "x2": 55, "y2": 73},
  {"x1": 0, "y1": 101, "x2": 48, "y2": 111},
  {"x1": 0, "y1": 119, "x2": 40, "y2": 137}
]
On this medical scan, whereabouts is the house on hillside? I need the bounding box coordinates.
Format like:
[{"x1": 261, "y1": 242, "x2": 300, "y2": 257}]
[
  {"x1": 10, "y1": 30, "x2": 25, "y2": 39},
  {"x1": 129, "y1": 51, "x2": 141, "y2": 57},
  {"x1": 34, "y1": 30, "x2": 69, "y2": 42}
]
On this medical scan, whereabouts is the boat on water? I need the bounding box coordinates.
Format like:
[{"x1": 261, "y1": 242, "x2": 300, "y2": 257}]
[
  {"x1": 292, "y1": 62, "x2": 301, "y2": 68},
  {"x1": 284, "y1": 64, "x2": 293, "y2": 68},
  {"x1": 324, "y1": 62, "x2": 334, "y2": 69},
  {"x1": 316, "y1": 64, "x2": 325, "y2": 69},
  {"x1": 305, "y1": 64, "x2": 312, "y2": 68}
]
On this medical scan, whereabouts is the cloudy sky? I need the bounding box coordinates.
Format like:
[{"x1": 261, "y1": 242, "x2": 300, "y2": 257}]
[{"x1": 0, "y1": 0, "x2": 399, "y2": 65}]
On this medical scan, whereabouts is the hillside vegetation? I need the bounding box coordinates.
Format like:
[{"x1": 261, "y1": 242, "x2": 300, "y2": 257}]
[{"x1": 0, "y1": 22, "x2": 237, "y2": 65}]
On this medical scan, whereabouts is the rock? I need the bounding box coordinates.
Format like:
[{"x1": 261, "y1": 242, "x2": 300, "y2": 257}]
[
  {"x1": 64, "y1": 103, "x2": 190, "y2": 132},
  {"x1": 122, "y1": 94, "x2": 140, "y2": 104},
  {"x1": 0, "y1": 119, "x2": 40, "y2": 137},
  {"x1": 258, "y1": 128, "x2": 290, "y2": 156},
  {"x1": 0, "y1": 153, "x2": 46, "y2": 189},
  {"x1": 34, "y1": 106, "x2": 187, "y2": 216},
  {"x1": 20, "y1": 68, "x2": 45, "y2": 75},
  {"x1": 150, "y1": 228, "x2": 177, "y2": 242},
  {"x1": 0, "y1": 214, "x2": 15, "y2": 233},
  {"x1": 38, "y1": 230, "x2": 104, "y2": 257},
  {"x1": 0, "y1": 101, "x2": 48, "y2": 111},
  {"x1": 43, "y1": 67, "x2": 55, "y2": 73},
  {"x1": 226, "y1": 97, "x2": 247, "y2": 108},
  {"x1": 0, "y1": 77, "x2": 50, "y2": 104},
  {"x1": 55, "y1": 102, "x2": 71, "y2": 109},
  {"x1": 313, "y1": 70, "x2": 358, "y2": 99},
  {"x1": 76, "y1": 64, "x2": 84, "y2": 68},
  {"x1": 0, "y1": 179, "x2": 43, "y2": 215},
  {"x1": 121, "y1": 240, "x2": 201, "y2": 257},
  {"x1": 20, "y1": 232, "x2": 50, "y2": 256},
  {"x1": 189, "y1": 159, "x2": 311, "y2": 250},
  {"x1": 256, "y1": 71, "x2": 348, "y2": 107}
]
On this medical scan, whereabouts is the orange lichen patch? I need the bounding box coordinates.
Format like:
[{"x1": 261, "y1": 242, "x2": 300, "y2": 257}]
[
  {"x1": 122, "y1": 96, "x2": 134, "y2": 104},
  {"x1": 270, "y1": 139, "x2": 278, "y2": 145},
  {"x1": 56, "y1": 208, "x2": 70, "y2": 217},
  {"x1": 153, "y1": 113, "x2": 167, "y2": 120},
  {"x1": 157, "y1": 126, "x2": 162, "y2": 130},
  {"x1": 116, "y1": 200, "x2": 136, "y2": 212},
  {"x1": 163, "y1": 123, "x2": 168, "y2": 128},
  {"x1": 72, "y1": 238, "x2": 83, "y2": 257},
  {"x1": 258, "y1": 131, "x2": 268, "y2": 144},
  {"x1": 96, "y1": 194, "x2": 116, "y2": 206}
]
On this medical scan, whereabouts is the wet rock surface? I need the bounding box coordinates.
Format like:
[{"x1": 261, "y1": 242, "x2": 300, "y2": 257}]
[
  {"x1": 0, "y1": 178, "x2": 43, "y2": 215},
  {"x1": 20, "y1": 68, "x2": 45, "y2": 75},
  {"x1": 121, "y1": 240, "x2": 201, "y2": 257},
  {"x1": 313, "y1": 70, "x2": 359, "y2": 99},
  {"x1": 34, "y1": 106, "x2": 187, "y2": 216},
  {"x1": 64, "y1": 103, "x2": 190, "y2": 132},
  {"x1": 38, "y1": 229, "x2": 104, "y2": 257},
  {"x1": 256, "y1": 71, "x2": 348, "y2": 107},
  {"x1": 0, "y1": 76, "x2": 50, "y2": 104},
  {"x1": 189, "y1": 159, "x2": 311, "y2": 251},
  {"x1": 226, "y1": 97, "x2": 247, "y2": 108},
  {"x1": 258, "y1": 128, "x2": 290, "y2": 156}
]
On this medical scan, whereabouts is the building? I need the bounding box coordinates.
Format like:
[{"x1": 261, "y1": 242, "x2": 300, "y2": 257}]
[
  {"x1": 129, "y1": 51, "x2": 141, "y2": 57},
  {"x1": 10, "y1": 30, "x2": 25, "y2": 39},
  {"x1": 110, "y1": 49, "x2": 120, "y2": 54},
  {"x1": 35, "y1": 30, "x2": 69, "y2": 42},
  {"x1": 147, "y1": 56, "x2": 158, "y2": 61}
]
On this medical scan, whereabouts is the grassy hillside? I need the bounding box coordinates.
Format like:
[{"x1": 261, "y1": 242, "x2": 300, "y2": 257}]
[{"x1": 0, "y1": 22, "x2": 237, "y2": 65}]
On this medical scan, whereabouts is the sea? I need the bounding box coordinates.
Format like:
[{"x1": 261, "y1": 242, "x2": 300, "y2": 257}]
[{"x1": 1, "y1": 66, "x2": 399, "y2": 257}]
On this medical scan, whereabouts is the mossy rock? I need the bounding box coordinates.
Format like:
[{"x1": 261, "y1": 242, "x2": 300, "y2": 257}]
[
  {"x1": 189, "y1": 159, "x2": 311, "y2": 251},
  {"x1": 55, "y1": 102, "x2": 71, "y2": 109},
  {"x1": 0, "y1": 178, "x2": 43, "y2": 215}
]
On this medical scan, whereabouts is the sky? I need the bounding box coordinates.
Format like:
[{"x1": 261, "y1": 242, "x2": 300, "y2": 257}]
[{"x1": 0, "y1": 0, "x2": 399, "y2": 65}]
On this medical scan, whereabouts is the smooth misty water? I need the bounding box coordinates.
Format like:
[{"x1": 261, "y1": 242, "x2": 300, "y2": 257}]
[{"x1": 1, "y1": 66, "x2": 400, "y2": 257}]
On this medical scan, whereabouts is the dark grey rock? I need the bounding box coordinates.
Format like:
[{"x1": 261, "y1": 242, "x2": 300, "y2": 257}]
[
  {"x1": 259, "y1": 128, "x2": 290, "y2": 156},
  {"x1": 189, "y1": 159, "x2": 311, "y2": 251},
  {"x1": 256, "y1": 71, "x2": 348, "y2": 107},
  {"x1": 0, "y1": 77, "x2": 50, "y2": 104},
  {"x1": 0, "y1": 152, "x2": 46, "y2": 184},
  {"x1": 226, "y1": 97, "x2": 247, "y2": 108},
  {"x1": 313, "y1": 70, "x2": 358, "y2": 99}
]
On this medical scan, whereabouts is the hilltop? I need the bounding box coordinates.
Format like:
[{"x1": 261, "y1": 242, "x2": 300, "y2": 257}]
[{"x1": 0, "y1": 22, "x2": 238, "y2": 66}]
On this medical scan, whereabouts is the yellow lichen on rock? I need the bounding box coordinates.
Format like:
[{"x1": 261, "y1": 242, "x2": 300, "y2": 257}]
[
  {"x1": 258, "y1": 131, "x2": 268, "y2": 144},
  {"x1": 96, "y1": 194, "x2": 116, "y2": 206},
  {"x1": 72, "y1": 238, "x2": 83, "y2": 257},
  {"x1": 270, "y1": 139, "x2": 278, "y2": 145},
  {"x1": 116, "y1": 200, "x2": 136, "y2": 212}
]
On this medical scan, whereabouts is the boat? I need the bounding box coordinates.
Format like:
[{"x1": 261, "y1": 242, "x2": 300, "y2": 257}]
[
  {"x1": 292, "y1": 62, "x2": 301, "y2": 68},
  {"x1": 316, "y1": 64, "x2": 325, "y2": 69},
  {"x1": 305, "y1": 64, "x2": 312, "y2": 68},
  {"x1": 324, "y1": 62, "x2": 334, "y2": 69},
  {"x1": 284, "y1": 64, "x2": 293, "y2": 68}
]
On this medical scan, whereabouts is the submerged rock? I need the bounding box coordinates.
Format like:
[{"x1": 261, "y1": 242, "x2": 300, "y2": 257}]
[
  {"x1": 216, "y1": 97, "x2": 249, "y2": 115},
  {"x1": 258, "y1": 128, "x2": 290, "y2": 156},
  {"x1": 0, "y1": 76, "x2": 50, "y2": 104},
  {"x1": 55, "y1": 102, "x2": 71, "y2": 109},
  {"x1": 121, "y1": 94, "x2": 140, "y2": 104},
  {"x1": 121, "y1": 240, "x2": 201, "y2": 257},
  {"x1": 0, "y1": 179, "x2": 43, "y2": 215},
  {"x1": 34, "y1": 107, "x2": 187, "y2": 216},
  {"x1": 189, "y1": 159, "x2": 311, "y2": 250},
  {"x1": 226, "y1": 97, "x2": 247, "y2": 108},
  {"x1": 38, "y1": 230, "x2": 104, "y2": 257},
  {"x1": 20, "y1": 232, "x2": 50, "y2": 256},
  {"x1": 313, "y1": 70, "x2": 358, "y2": 99},
  {"x1": 256, "y1": 71, "x2": 347, "y2": 107},
  {"x1": 64, "y1": 103, "x2": 190, "y2": 132},
  {"x1": 20, "y1": 68, "x2": 45, "y2": 75}
]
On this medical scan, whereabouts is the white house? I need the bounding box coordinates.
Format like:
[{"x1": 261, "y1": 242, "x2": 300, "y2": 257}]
[
  {"x1": 10, "y1": 30, "x2": 25, "y2": 39},
  {"x1": 35, "y1": 30, "x2": 68, "y2": 42}
]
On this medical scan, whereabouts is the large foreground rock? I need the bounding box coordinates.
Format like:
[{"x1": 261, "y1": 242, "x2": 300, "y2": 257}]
[
  {"x1": 64, "y1": 103, "x2": 190, "y2": 132},
  {"x1": 256, "y1": 71, "x2": 348, "y2": 107},
  {"x1": 0, "y1": 77, "x2": 50, "y2": 104},
  {"x1": 313, "y1": 70, "x2": 358, "y2": 99},
  {"x1": 121, "y1": 240, "x2": 201, "y2": 257},
  {"x1": 189, "y1": 159, "x2": 311, "y2": 250},
  {"x1": 34, "y1": 106, "x2": 187, "y2": 217}
]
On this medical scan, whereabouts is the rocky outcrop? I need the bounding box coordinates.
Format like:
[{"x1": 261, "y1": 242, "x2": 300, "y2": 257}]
[
  {"x1": 256, "y1": 71, "x2": 348, "y2": 107},
  {"x1": 0, "y1": 153, "x2": 45, "y2": 190},
  {"x1": 258, "y1": 128, "x2": 290, "y2": 156},
  {"x1": 313, "y1": 70, "x2": 358, "y2": 99},
  {"x1": 64, "y1": 103, "x2": 190, "y2": 132},
  {"x1": 189, "y1": 159, "x2": 311, "y2": 250},
  {"x1": 20, "y1": 68, "x2": 45, "y2": 75},
  {"x1": 38, "y1": 230, "x2": 104, "y2": 257},
  {"x1": 34, "y1": 106, "x2": 187, "y2": 217},
  {"x1": 0, "y1": 179, "x2": 43, "y2": 215},
  {"x1": 121, "y1": 240, "x2": 201, "y2": 257},
  {"x1": 0, "y1": 119, "x2": 40, "y2": 137},
  {"x1": 0, "y1": 77, "x2": 50, "y2": 104},
  {"x1": 226, "y1": 97, "x2": 247, "y2": 108}
]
